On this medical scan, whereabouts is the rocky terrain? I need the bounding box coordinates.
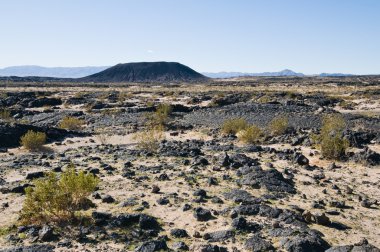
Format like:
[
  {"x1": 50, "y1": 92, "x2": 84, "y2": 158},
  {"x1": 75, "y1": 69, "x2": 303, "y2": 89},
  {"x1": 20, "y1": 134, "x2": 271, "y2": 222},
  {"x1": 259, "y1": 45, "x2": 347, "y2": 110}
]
[{"x1": 0, "y1": 76, "x2": 379, "y2": 252}]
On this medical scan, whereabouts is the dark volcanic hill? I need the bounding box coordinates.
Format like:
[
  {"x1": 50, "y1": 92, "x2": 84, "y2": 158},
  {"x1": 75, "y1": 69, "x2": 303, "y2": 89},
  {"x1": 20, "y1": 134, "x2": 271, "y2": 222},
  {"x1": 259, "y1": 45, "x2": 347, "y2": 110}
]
[{"x1": 80, "y1": 62, "x2": 208, "y2": 82}]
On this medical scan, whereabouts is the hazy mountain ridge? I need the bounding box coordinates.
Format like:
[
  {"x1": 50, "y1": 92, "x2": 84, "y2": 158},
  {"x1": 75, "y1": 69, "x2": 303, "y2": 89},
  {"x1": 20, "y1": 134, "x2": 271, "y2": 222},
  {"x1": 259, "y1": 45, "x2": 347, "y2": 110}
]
[
  {"x1": 0, "y1": 65, "x2": 359, "y2": 79},
  {"x1": 202, "y1": 70, "x2": 355, "y2": 78},
  {"x1": 0, "y1": 65, "x2": 109, "y2": 78},
  {"x1": 202, "y1": 69, "x2": 304, "y2": 78}
]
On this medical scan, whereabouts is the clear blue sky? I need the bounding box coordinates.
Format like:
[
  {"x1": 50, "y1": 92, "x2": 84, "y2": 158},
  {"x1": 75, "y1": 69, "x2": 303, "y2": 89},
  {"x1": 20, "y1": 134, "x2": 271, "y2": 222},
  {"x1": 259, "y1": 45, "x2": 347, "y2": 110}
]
[{"x1": 1, "y1": 0, "x2": 379, "y2": 74}]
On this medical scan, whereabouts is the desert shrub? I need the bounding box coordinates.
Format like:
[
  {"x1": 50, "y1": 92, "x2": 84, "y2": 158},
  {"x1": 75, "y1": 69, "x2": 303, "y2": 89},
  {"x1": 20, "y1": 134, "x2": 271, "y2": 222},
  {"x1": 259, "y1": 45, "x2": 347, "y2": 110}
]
[
  {"x1": 221, "y1": 118, "x2": 248, "y2": 135},
  {"x1": 58, "y1": 116, "x2": 85, "y2": 130},
  {"x1": 339, "y1": 100, "x2": 355, "y2": 110},
  {"x1": 0, "y1": 92, "x2": 8, "y2": 99},
  {"x1": 285, "y1": 91, "x2": 298, "y2": 99},
  {"x1": 155, "y1": 103, "x2": 172, "y2": 125},
  {"x1": 320, "y1": 114, "x2": 349, "y2": 160},
  {"x1": 0, "y1": 109, "x2": 12, "y2": 121},
  {"x1": 74, "y1": 91, "x2": 88, "y2": 98},
  {"x1": 20, "y1": 130, "x2": 46, "y2": 151},
  {"x1": 256, "y1": 95, "x2": 272, "y2": 103},
  {"x1": 237, "y1": 125, "x2": 264, "y2": 144},
  {"x1": 146, "y1": 100, "x2": 155, "y2": 108},
  {"x1": 268, "y1": 116, "x2": 289, "y2": 136},
  {"x1": 118, "y1": 91, "x2": 133, "y2": 103},
  {"x1": 134, "y1": 125, "x2": 164, "y2": 153},
  {"x1": 20, "y1": 164, "x2": 98, "y2": 225}
]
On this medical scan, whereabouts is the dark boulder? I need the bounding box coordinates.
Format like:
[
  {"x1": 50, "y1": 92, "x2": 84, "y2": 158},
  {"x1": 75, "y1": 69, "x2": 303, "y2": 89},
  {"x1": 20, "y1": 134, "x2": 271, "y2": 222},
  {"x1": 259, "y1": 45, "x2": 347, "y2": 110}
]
[
  {"x1": 170, "y1": 228, "x2": 189, "y2": 238},
  {"x1": 203, "y1": 230, "x2": 234, "y2": 242},
  {"x1": 194, "y1": 207, "x2": 213, "y2": 221},
  {"x1": 199, "y1": 245, "x2": 228, "y2": 252},
  {"x1": 326, "y1": 238, "x2": 380, "y2": 252},
  {"x1": 135, "y1": 239, "x2": 168, "y2": 252},
  {"x1": 27, "y1": 97, "x2": 62, "y2": 108},
  {"x1": 38, "y1": 225, "x2": 54, "y2": 242},
  {"x1": 245, "y1": 234, "x2": 275, "y2": 252},
  {"x1": 280, "y1": 231, "x2": 330, "y2": 252},
  {"x1": 223, "y1": 189, "x2": 262, "y2": 204}
]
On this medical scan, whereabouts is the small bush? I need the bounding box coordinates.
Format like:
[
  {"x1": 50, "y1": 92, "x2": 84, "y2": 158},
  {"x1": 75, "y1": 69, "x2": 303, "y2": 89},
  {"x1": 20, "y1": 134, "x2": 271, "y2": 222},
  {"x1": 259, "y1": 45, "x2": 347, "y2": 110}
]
[
  {"x1": 320, "y1": 114, "x2": 349, "y2": 160},
  {"x1": 134, "y1": 125, "x2": 164, "y2": 153},
  {"x1": 118, "y1": 92, "x2": 133, "y2": 103},
  {"x1": 20, "y1": 130, "x2": 46, "y2": 151},
  {"x1": 339, "y1": 100, "x2": 355, "y2": 110},
  {"x1": 58, "y1": 116, "x2": 85, "y2": 130},
  {"x1": 20, "y1": 164, "x2": 98, "y2": 225},
  {"x1": 237, "y1": 125, "x2": 264, "y2": 144},
  {"x1": 285, "y1": 91, "x2": 298, "y2": 99},
  {"x1": 221, "y1": 118, "x2": 248, "y2": 135},
  {"x1": 0, "y1": 109, "x2": 12, "y2": 121},
  {"x1": 155, "y1": 103, "x2": 172, "y2": 126},
  {"x1": 256, "y1": 95, "x2": 271, "y2": 103},
  {"x1": 268, "y1": 116, "x2": 289, "y2": 136}
]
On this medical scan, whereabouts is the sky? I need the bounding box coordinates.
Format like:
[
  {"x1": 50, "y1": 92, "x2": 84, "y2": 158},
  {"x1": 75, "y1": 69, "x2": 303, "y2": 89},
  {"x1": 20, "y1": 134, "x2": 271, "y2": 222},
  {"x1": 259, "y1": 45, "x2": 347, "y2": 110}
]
[{"x1": 0, "y1": 0, "x2": 379, "y2": 74}]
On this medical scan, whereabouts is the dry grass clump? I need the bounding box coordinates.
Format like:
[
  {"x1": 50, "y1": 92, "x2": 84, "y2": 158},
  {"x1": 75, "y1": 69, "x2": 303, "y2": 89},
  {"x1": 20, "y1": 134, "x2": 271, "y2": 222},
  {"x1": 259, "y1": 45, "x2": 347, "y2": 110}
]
[
  {"x1": 268, "y1": 115, "x2": 289, "y2": 136},
  {"x1": 20, "y1": 130, "x2": 46, "y2": 151},
  {"x1": 237, "y1": 125, "x2": 264, "y2": 144},
  {"x1": 118, "y1": 91, "x2": 134, "y2": 103},
  {"x1": 134, "y1": 125, "x2": 164, "y2": 153},
  {"x1": 58, "y1": 116, "x2": 85, "y2": 131},
  {"x1": 338, "y1": 100, "x2": 355, "y2": 110},
  {"x1": 221, "y1": 118, "x2": 248, "y2": 135},
  {"x1": 256, "y1": 95, "x2": 272, "y2": 103},
  {"x1": 319, "y1": 114, "x2": 349, "y2": 160},
  {"x1": 0, "y1": 109, "x2": 12, "y2": 121},
  {"x1": 20, "y1": 164, "x2": 98, "y2": 225}
]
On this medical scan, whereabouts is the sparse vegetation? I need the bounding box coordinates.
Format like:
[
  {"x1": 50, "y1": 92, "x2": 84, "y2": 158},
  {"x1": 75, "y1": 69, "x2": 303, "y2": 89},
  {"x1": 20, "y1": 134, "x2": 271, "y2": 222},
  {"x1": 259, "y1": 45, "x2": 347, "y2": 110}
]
[
  {"x1": 319, "y1": 114, "x2": 349, "y2": 160},
  {"x1": 134, "y1": 125, "x2": 164, "y2": 153},
  {"x1": 118, "y1": 91, "x2": 133, "y2": 103},
  {"x1": 20, "y1": 164, "x2": 98, "y2": 225},
  {"x1": 256, "y1": 95, "x2": 272, "y2": 103},
  {"x1": 58, "y1": 116, "x2": 85, "y2": 130},
  {"x1": 338, "y1": 100, "x2": 355, "y2": 110},
  {"x1": 268, "y1": 115, "x2": 289, "y2": 136},
  {"x1": 20, "y1": 130, "x2": 47, "y2": 151},
  {"x1": 0, "y1": 109, "x2": 12, "y2": 121},
  {"x1": 155, "y1": 103, "x2": 172, "y2": 126},
  {"x1": 95, "y1": 129, "x2": 109, "y2": 145},
  {"x1": 237, "y1": 124, "x2": 264, "y2": 144},
  {"x1": 221, "y1": 118, "x2": 248, "y2": 134}
]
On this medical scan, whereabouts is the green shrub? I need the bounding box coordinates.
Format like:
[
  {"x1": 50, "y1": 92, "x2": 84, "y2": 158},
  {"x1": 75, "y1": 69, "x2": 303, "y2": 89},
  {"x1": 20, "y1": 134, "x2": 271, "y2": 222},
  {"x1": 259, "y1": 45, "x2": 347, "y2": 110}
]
[
  {"x1": 0, "y1": 109, "x2": 12, "y2": 121},
  {"x1": 268, "y1": 116, "x2": 289, "y2": 136},
  {"x1": 237, "y1": 125, "x2": 264, "y2": 144},
  {"x1": 20, "y1": 164, "x2": 98, "y2": 225},
  {"x1": 58, "y1": 116, "x2": 85, "y2": 130},
  {"x1": 320, "y1": 114, "x2": 349, "y2": 160},
  {"x1": 221, "y1": 118, "x2": 248, "y2": 135},
  {"x1": 155, "y1": 103, "x2": 172, "y2": 125},
  {"x1": 20, "y1": 130, "x2": 46, "y2": 151}
]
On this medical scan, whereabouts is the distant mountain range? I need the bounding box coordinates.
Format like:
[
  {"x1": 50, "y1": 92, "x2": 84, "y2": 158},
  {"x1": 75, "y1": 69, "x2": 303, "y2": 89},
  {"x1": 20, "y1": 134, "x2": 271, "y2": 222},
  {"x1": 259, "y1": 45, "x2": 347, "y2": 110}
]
[
  {"x1": 0, "y1": 65, "x2": 357, "y2": 79},
  {"x1": 202, "y1": 69, "x2": 304, "y2": 78},
  {"x1": 0, "y1": 65, "x2": 109, "y2": 78},
  {"x1": 202, "y1": 70, "x2": 354, "y2": 78}
]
